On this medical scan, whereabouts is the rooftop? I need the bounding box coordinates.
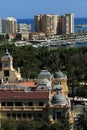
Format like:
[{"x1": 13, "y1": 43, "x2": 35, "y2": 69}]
[{"x1": 0, "y1": 91, "x2": 49, "y2": 100}]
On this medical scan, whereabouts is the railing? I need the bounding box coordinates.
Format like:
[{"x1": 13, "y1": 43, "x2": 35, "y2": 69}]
[{"x1": 0, "y1": 106, "x2": 45, "y2": 110}]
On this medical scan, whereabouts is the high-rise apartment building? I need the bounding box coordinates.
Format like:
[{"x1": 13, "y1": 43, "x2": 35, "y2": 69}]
[
  {"x1": 34, "y1": 15, "x2": 42, "y2": 32},
  {"x1": 0, "y1": 18, "x2": 2, "y2": 33},
  {"x1": 34, "y1": 14, "x2": 58, "y2": 35},
  {"x1": 4, "y1": 17, "x2": 17, "y2": 34},
  {"x1": 59, "y1": 14, "x2": 74, "y2": 34},
  {"x1": 34, "y1": 13, "x2": 74, "y2": 35}
]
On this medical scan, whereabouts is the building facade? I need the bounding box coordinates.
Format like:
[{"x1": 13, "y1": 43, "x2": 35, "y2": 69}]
[
  {"x1": 34, "y1": 15, "x2": 42, "y2": 32},
  {"x1": 0, "y1": 18, "x2": 2, "y2": 33},
  {"x1": 34, "y1": 13, "x2": 74, "y2": 35},
  {"x1": 34, "y1": 14, "x2": 58, "y2": 35},
  {"x1": 0, "y1": 50, "x2": 71, "y2": 126},
  {"x1": 59, "y1": 14, "x2": 74, "y2": 34},
  {"x1": 0, "y1": 74, "x2": 70, "y2": 124},
  {"x1": 4, "y1": 17, "x2": 17, "y2": 34},
  {"x1": 17, "y1": 23, "x2": 31, "y2": 33},
  {"x1": 0, "y1": 49, "x2": 22, "y2": 83}
]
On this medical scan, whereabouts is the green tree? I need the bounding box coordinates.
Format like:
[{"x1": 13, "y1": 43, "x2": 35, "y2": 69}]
[
  {"x1": 5, "y1": 34, "x2": 9, "y2": 40},
  {"x1": 76, "y1": 108, "x2": 87, "y2": 130},
  {"x1": 17, "y1": 120, "x2": 30, "y2": 130},
  {"x1": 2, "y1": 120, "x2": 17, "y2": 130},
  {"x1": 0, "y1": 35, "x2": 4, "y2": 42}
]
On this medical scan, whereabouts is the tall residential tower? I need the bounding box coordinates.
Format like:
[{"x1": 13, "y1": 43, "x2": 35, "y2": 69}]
[
  {"x1": 34, "y1": 13, "x2": 74, "y2": 35},
  {"x1": 34, "y1": 14, "x2": 58, "y2": 35},
  {"x1": 0, "y1": 18, "x2": 2, "y2": 33},
  {"x1": 59, "y1": 14, "x2": 74, "y2": 34},
  {"x1": 4, "y1": 17, "x2": 17, "y2": 34}
]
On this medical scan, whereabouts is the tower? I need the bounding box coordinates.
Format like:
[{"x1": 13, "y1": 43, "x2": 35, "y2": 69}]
[
  {"x1": 0, "y1": 18, "x2": 2, "y2": 33},
  {"x1": 4, "y1": 17, "x2": 17, "y2": 34},
  {"x1": 0, "y1": 49, "x2": 22, "y2": 83},
  {"x1": 59, "y1": 13, "x2": 74, "y2": 34},
  {"x1": 2, "y1": 49, "x2": 13, "y2": 71},
  {"x1": 34, "y1": 14, "x2": 58, "y2": 35}
]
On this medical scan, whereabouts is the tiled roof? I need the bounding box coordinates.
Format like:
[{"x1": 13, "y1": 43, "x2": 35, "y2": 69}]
[
  {"x1": 4, "y1": 81, "x2": 36, "y2": 88},
  {"x1": 0, "y1": 91, "x2": 49, "y2": 100},
  {"x1": 19, "y1": 81, "x2": 36, "y2": 88}
]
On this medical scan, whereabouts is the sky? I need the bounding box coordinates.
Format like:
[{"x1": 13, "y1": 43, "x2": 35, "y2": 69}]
[{"x1": 0, "y1": 0, "x2": 87, "y2": 19}]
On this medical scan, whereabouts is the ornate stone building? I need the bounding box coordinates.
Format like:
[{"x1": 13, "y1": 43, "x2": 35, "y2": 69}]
[
  {"x1": 0, "y1": 50, "x2": 71, "y2": 126},
  {"x1": 0, "y1": 49, "x2": 22, "y2": 83}
]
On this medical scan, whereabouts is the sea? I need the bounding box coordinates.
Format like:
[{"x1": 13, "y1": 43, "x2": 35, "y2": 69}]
[{"x1": 74, "y1": 18, "x2": 87, "y2": 32}]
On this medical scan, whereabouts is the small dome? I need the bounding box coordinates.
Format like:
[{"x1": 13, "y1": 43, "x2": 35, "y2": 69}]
[
  {"x1": 3, "y1": 49, "x2": 11, "y2": 59},
  {"x1": 52, "y1": 92, "x2": 67, "y2": 106},
  {"x1": 53, "y1": 84, "x2": 62, "y2": 91},
  {"x1": 47, "y1": 101, "x2": 52, "y2": 107},
  {"x1": 39, "y1": 79, "x2": 51, "y2": 85},
  {"x1": 37, "y1": 79, "x2": 51, "y2": 90},
  {"x1": 38, "y1": 70, "x2": 52, "y2": 79},
  {"x1": 54, "y1": 70, "x2": 64, "y2": 79}
]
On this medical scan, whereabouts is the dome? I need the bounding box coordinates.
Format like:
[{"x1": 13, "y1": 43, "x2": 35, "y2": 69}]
[
  {"x1": 38, "y1": 70, "x2": 52, "y2": 79},
  {"x1": 3, "y1": 49, "x2": 12, "y2": 59},
  {"x1": 54, "y1": 70, "x2": 65, "y2": 79},
  {"x1": 53, "y1": 84, "x2": 62, "y2": 91},
  {"x1": 39, "y1": 79, "x2": 51, "y2": 86},
  {"x1": 37, "y1": 79, "x2": 51, "y2": 90},
  {"x1": 52, "y1": 92, "x2": 67, "y2": 106}
]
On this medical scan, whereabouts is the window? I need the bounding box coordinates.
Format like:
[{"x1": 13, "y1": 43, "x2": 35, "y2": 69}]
[
  {"x1": 23, "y1": 113, "x2": 27, "y2": 118},
  {"x1": 24, "y1": 102, "x2": 27, "y2": 106},
  {"x1": 28, "y1": 113, "x2": 32, "y2": 118},
  {"x1": 15, "y1": 102, "x2": 22, "y2": 106},
  {"x1": 33, "y1": 113, "x2": 37, "y2": 118},
  {"x1": 7, "y1": 102, "x2": 13, "y2": 106},
  {"x1": 12, "y1": 113, "x2": 16, "y2": 119},
  {"x1": 4, "y1": 70, "x2": 9, "y2": 76},
  {"x1": 57, "y1": 112, "x2": 61, "y2": 119},
  {"x1": 39, "y1": 102, "x2": 44, "y2": 106},
  {"x1": 38, "y1": 113, "x2": 42, "y2": 118},
  {"x1": 28, "y1": 102, "x2": 33, "y2": 106},
  {"x1": 7, "y1": 113, "x2": 11, "y2": 118},
  {"x1": 17, "y1": 113, "x2": 21, "y2": 119},
  {"x1": 6, "y1": 78, "x2": 8, "y2": 81},
  {"x1": 1, "y1": 102, "x2": 6, "y2": 106}
]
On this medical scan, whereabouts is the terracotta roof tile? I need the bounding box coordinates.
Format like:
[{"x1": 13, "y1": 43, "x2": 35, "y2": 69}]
[
  {"x1": 0, "y1": 91, "x2": 49, "y2": 100},
  {"x1": 19, "y1": 82, "x2": 36, "y2": 87},
  {"x1": 4, "y1": 81, "x2": 36, "y2": 88}
]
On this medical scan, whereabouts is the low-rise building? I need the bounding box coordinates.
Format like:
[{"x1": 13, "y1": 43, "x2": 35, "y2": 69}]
[{"x1": 17, "y1": 23, "x2": 31, "y2": 33}]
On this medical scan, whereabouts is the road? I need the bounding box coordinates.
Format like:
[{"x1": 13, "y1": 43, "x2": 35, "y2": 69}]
[{"x1": 73, "y1": 104, "x2": 87, "y2": 114}]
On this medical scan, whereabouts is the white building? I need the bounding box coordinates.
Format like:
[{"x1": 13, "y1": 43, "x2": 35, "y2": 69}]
[{"x1": 18, "y1": 23, "x2": 31, "y2": 33}]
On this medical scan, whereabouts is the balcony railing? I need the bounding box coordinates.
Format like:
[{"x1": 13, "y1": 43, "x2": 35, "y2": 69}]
[{"x1": 0, "y1": 106, "x2": 45, "y2": 111}]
